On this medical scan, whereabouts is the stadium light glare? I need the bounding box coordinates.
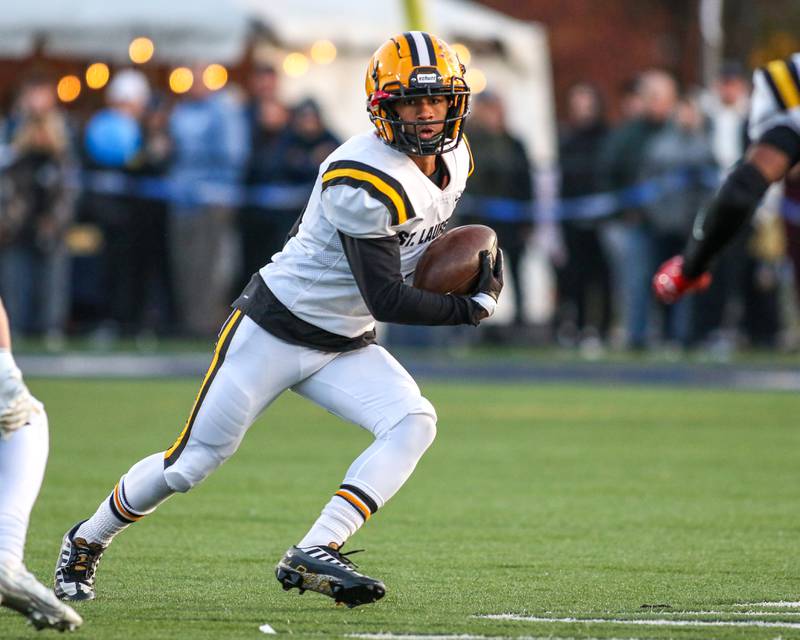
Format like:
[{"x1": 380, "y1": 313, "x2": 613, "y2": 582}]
[
  {"x1": 202, "y1": 64, "x2": 228, "y2": 91},
  {"x1": 310, "y1": 40, "x2": 337, "y2": 65},
  {"x1": 85, "y1": 63, "x2": 110, "y2": 90},
  {"x1": 464, "y1": 68, "x2": 486, "y2": 94},
  {"x1": 283, "y1": 52, "x2": 310, "y2": 77},
  {"x1": 129, "y1": 37, "x2": 154, "y2": 64},
  {"x1": 452, "y1": 43, "x2": 471, "y2": 66},
  {"x1": 169, "y1": 67, "x2": 194, "y2": 94},
  {"x1": 57, "y1": 75, "x2": 81, "y2": 102}
]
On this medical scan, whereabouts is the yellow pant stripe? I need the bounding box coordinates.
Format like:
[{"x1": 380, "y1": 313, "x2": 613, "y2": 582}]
[{"x1": 164, "y1": 309, "x2": 242, "y2": 461}]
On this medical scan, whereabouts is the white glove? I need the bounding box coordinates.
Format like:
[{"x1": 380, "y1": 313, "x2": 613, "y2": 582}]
[{"x1": 0, "y1": 350, "x2": 37, "y2": 437}]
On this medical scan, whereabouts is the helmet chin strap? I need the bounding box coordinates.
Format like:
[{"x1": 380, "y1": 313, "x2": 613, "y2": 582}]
[{"x1": 397, "y1": 122, "x2": 445, "y2": 154}]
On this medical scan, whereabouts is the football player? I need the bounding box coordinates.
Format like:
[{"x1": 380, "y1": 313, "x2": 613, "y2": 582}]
[
  {"x1": 653, "y1": 54, "x2": 800, "y2": 303},
  {"x1": 0, "y1": 297, "x2": 83, "y2": 631},
  {"x1": 55, "y1": 32, "x2": 503, "y2": 609}
]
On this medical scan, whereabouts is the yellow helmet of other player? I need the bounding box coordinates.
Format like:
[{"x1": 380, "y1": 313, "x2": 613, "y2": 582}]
[{"x1": 365, "y1": 32, "x2": 470, "y2": 156}]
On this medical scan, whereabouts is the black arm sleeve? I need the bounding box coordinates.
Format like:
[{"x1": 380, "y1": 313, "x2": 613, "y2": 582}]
[
  {"x1": 681, "y1": 161, "x2": 770, "y2": 278},
  {"x1": 759, "y1": 125, "x2": 800, "y2": 163},
  {"x1": 683, "y1": 126, "x2": 800, "y2": 278},
  {"x1": 339, "y1": 231, "x2": 485, "y2": 326}
]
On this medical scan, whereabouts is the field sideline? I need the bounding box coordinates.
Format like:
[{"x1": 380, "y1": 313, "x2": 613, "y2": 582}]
[{"x1": 2, "y1": 378, "x2": 798, "y2": 639}]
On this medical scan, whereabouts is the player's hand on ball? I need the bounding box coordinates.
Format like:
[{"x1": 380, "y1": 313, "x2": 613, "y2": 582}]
[
  {"x1": 477, "y1": 249, "x2": 504, "y2": 301},
  {"x1": 652, "y1": 255, "x2": 711, "y2": 304}
]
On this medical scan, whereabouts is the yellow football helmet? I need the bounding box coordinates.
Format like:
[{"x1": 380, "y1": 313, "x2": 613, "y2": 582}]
[{"x1": 365, "y1": 32, "x2": 470, "y2": 156}]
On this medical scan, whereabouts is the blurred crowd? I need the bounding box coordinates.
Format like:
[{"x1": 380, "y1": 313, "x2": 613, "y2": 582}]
[
  {"x1": 464, "y1": 63, "x2": 798, "y2": 355},
  {"x1": 0, "y1": 62, "x2": 798, "y2": 354},
  {"x1": 0, "y1": 64, "x2": 339, "y2": 346}
]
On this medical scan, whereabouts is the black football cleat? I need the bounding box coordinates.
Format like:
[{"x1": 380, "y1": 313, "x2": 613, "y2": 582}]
[
  {"x1": 54, "y1": 521, "x2": 106, "y2": 601},
  {"x1": 275, "y1": 545, "x2": 386, "y2": 608}
]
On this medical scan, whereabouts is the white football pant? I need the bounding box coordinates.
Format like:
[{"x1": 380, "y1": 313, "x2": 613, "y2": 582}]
[
  {"x1": 0, "y1": 404, "x2": 48, "y2": 565},
  {"x1": 79, "y1": 311, "x2": 436, "y2": 547}
]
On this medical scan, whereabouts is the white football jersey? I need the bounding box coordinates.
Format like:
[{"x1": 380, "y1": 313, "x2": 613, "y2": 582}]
[
  {"x1": 261, "y1": 130, "x2": 474, "y2": 338},
  {"x1": 748, "y1": 53, "x2": 800, "y2": 141}
]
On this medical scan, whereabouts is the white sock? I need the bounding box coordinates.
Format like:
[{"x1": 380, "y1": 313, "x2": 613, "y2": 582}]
[
  {"x1": 0, "y1": 411, "x2": 48, "y2": 565},
  {"x1": 76, "y1": 452, "x2": 174, "y2": 545},
  {"x1": 298, "y1": 413, "x2": 436, "y2": 549}
]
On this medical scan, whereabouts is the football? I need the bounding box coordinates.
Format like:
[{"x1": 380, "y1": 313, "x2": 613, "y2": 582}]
[{"x1": 412, "y1": 224, "x2": 498, "y2": 295}]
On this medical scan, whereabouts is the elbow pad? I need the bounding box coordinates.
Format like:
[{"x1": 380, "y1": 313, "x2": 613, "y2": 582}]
[{"x1": 682, "y1": 162, "x2": 770, "y2": 278}]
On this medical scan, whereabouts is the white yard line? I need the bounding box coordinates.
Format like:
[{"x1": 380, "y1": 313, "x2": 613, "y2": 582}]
[
  {"x1": 349, "y1": 635, "x2": 493, "y2": 639},
  {"x1": 477, "y1": 613, "x2": 800, "y2": 629},
  {"x1": 655, "y1": 610, "x2": 800, "y2": 616},
  {"x1": 737, "y1": 601, "x2": 800, "y2": 608},
  {"x1": 348, "y1": 634, "x2": 642, "y2": 640}
]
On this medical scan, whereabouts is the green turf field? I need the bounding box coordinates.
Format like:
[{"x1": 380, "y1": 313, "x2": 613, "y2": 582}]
[{"x1": 3, "y1": 378, "x2": 799, "y2": 639}]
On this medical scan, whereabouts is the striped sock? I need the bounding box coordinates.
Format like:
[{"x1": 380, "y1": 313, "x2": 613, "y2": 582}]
[
  {"x1": 75, "y1": 476, "x2": 149, "y2": 546},
  {"x1": 297, "y1": 483, "x2": 380, "y2": 549}
]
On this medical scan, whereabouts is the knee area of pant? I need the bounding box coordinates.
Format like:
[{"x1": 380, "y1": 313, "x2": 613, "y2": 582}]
[
  {"x1": 413, "y1": 412, "x2": 437, "y2": 446},
  {"x1": 162, "y1": 444, "x2": 223, "y2": 493},
  {"x1": 394, "y1": 408, "x2": 437, "y2": 451},
  {"x1": 163, "y1": 466, "x2": 194, "y2": 493},
  {"x1": 414, "y1": 397, "x2": 437, "y2": 441}
]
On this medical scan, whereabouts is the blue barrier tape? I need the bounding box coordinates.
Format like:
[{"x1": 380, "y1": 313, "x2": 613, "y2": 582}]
[
  {"x1": 39, "y1": 165, "x2": 723, "y2": 222},
  {"x1": 782, "y1": 196, "x2": 800, "y2": 225}
]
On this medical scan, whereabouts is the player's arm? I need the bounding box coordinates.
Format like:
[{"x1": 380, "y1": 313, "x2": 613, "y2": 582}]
[
  {"x1": 339, "y1": 232, "x2": 502, "y2": 326},
  {"x1": 0, "y1": 297, "x2": 36, "y2": 436},
  {"x1": 653, "y1": 126, "x2": 800, "y2": 303}
]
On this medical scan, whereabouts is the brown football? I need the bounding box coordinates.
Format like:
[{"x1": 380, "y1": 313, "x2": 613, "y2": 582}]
[{"x1": 412, "y1": 224, "x2": 498, "y2": 295}]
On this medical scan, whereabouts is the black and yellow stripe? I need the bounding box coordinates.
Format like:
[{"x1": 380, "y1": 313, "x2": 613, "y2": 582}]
[
  {"x1": 463, "y1": 133, "x2": 475, "y2": 177},
  {"x1": 107, "y1": 479, "x2": 145, "y2": 524},
  {"x1": 322, "y1": 160, "x2": 416, "y2": 226},
  {"x1": 164, "y1": 309, "x2": 243, "y2": 468},
  {"x1": 105, "y1": 476, "x2": 148, "y2": 523},
  {"x1": 335, "y1": 484, "x2": 379, "y2": 522},
  {"x1": 761, "y1": 58, "x2": 800, "y2": 111}
]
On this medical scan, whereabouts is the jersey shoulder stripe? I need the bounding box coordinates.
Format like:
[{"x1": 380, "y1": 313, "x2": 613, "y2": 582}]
[
  {"x1": 322, "y1": 159, "x2": 417, "y2": 225},
  {"x1": 760, "y1": 58, "x2": 800, "y2": 110},
  {"x1": 462, "y1": 134, "x2": 475, "y2": 177}
]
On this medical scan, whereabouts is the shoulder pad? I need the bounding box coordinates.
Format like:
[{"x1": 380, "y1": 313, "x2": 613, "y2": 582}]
[{"x1": 321, "y1": 160, "x2": 417, "y2": 226}]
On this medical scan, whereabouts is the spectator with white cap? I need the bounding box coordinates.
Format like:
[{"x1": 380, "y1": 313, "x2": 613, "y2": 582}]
[
  {"x1": 169, "y1": 64, "x2": 248, "y2": 337},
  {"x1": 80, "y1": 68, "x2": 151, "y2": 340}
]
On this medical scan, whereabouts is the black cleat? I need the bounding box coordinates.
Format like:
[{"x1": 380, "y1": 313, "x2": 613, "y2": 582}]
[
  {"x1": 54, "y1": 521, "x2": 106, "y2": 601},
  {"x1": 275, "y1": 545, "x2": 386, "y2": 608}
]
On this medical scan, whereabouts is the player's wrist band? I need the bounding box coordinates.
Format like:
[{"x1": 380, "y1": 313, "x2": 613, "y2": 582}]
[
  {"x1": 471, "y1": 293, "x2": 497, "y2": 317},
  {"x1": 0, "y1": 349, "x2": 20, "y2": 378},
  {"x1": 759, "y1": 125, "x2": 800, "y2": 164}
]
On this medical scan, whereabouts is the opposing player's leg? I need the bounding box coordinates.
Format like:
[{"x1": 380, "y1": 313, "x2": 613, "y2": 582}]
[
  {"x1": 56, "y1": 313, "x2": 332, "y2": 601},
  {"x1": 0, "y1": 407, "x2": 82, "y2": 631},
  {"x1": 276, "y1": 345, "x2": 437, "y2": 607}
]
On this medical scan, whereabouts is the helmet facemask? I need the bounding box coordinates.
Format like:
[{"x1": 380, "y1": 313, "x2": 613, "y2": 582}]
[{"x1": 369, "y1": 73, "x2": 470, "y2": 156}]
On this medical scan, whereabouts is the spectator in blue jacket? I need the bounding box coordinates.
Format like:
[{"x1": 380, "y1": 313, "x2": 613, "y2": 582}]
[{"x1": 169, "y1": 65, "x2": 248, "y2": 336}]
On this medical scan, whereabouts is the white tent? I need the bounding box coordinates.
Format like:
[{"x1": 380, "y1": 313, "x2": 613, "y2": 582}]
[
  {"x1": 0, "y1": 0, "x2": 249, "y2": 63},
  {"x1": 241, "y1": 0, "x2": 555, "y2": 165},
  {"x1": 0, "y1": 0, "x2": 555, "y2": 165}
]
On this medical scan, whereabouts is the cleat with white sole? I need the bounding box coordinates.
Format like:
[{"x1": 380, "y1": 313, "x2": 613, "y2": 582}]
[{"x1": 0, "y1": 561, "x2": 83, "y2": 631}]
